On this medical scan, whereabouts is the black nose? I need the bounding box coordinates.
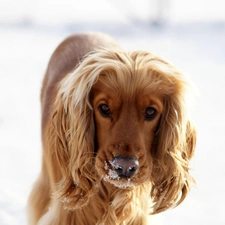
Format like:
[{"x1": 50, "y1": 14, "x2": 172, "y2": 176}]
[{"x1": 111, "y1": 156, "x2": 139, "y2": 178}]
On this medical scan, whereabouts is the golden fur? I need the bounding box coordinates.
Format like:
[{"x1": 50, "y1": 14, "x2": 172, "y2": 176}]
[{"x1": 27, "y1": 32, "x2": 196, "y2": 225}]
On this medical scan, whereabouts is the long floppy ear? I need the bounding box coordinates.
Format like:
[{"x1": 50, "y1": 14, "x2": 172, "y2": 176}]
[
  {"x1": 43, "y1": 53, "x2": 108, "y2": 210},
  {"x1": 44, "y1": 47, "x2": 124, "y2": 210},
  {"x1": 150, "y1": 71, "x2": 197, "y2": 214},
  {"x1": 43, "y1": 86, "x2": 97, "y2": 210}
]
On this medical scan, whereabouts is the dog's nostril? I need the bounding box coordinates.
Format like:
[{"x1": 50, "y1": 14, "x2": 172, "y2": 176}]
[
  {"x1": 115, "y1": 166, "x2": 123, "y2": 176},
  {"x1": 111, "y1": 156, "x2": 139, "y2": 178}
]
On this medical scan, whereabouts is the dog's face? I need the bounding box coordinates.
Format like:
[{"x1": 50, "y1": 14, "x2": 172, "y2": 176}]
[
  {"x1": 92, "y1": 76, "x2": 164, "y2": 188},
  {"x1": 53, "y1": 49, "x2": 196, "y2": 212}
]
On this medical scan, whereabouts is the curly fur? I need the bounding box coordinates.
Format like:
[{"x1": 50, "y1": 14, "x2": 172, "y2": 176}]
[{"x1": 27, "y1": 32, "x2": 196, "y2": 225}]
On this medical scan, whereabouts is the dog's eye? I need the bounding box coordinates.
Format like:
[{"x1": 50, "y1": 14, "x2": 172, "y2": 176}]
[
  {"x1": 145, "y1": 107, "x2": 158, "y2": 120},
  {"x1": 98, "y1": 104, "x2": 111, "y2": 117}
]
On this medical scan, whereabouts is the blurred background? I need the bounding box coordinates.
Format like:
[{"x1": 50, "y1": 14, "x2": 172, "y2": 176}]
[{"x1": 0, "y1": 0, "x2": 225, "y2": 224}]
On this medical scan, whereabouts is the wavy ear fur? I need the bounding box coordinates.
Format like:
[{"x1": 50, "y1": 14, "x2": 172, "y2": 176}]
[
  {"x1": 43, "y1": 54, "x2": 105, "y2": 210},
  {"x1": 44, "y1": 91, "x2": 96, "y2": 210},
  {"x1": 43, "y1": 48, "x2": 124, "y2": 210},
  {"x1": 127, "y1": 52, "x2": 196, "y2": 213},
  {"x1": 149, "y1": 69, "x2": 196, "y2": 214}
]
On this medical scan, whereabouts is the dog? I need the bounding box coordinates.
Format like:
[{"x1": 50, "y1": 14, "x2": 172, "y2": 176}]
[{"x1": 27, "y1": 32, "x2": 196, "y2": 225}]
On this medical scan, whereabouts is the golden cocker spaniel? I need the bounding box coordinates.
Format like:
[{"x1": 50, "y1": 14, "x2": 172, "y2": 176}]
[{"x1": 27, "y1": 32, "x2": 196, "y2": 225}]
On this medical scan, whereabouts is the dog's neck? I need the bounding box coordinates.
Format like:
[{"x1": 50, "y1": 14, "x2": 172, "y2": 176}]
[
  {"x1": 40, "y1": 180, "x2": 152, "y2": 225},
  {"x1": 73, "y1": 180, "x2": 151, "y2": 224}
]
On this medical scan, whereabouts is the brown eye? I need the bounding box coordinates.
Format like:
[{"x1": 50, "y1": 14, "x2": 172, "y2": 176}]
[
  {"x1": 145, "y1": 107, "x2": 158, "y2": 120},
  {"x1": 98, "y1": 104, "x2": 111, "y2": 117}
]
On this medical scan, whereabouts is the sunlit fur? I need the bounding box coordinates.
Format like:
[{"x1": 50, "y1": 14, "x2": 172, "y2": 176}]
[{"x1": 27, "y1": 33, "x2": 196, "y2": 225}]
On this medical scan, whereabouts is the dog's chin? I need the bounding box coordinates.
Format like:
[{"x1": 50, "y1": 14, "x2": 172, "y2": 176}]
[{"x1": 103, "y1": 176, "x2": 136, "y2": 189}]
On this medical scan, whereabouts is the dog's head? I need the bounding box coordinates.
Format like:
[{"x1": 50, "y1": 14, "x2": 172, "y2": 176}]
[{"x1": 49, "y1": 49, "x2": 196, "y2": 213}]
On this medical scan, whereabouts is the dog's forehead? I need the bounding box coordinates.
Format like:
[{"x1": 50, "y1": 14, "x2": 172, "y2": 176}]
[
  {"x1": 91, "y1": 61, "x2": 176, "y2": 95},
  {"x1": 92, "y1": 72, "x2": 166, "y2": 97},
  {"x1": 91, "y1": 78, "x2": 164, "y2": 112}
]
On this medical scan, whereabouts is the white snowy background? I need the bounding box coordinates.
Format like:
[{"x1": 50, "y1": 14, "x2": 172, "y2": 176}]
[{"x1": 0, "y1": 0, "x2": 225, "y2": 224}]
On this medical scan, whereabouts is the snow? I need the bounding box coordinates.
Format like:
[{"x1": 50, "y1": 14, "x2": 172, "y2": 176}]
[
  {"x1": 0, "y1": 0, "x2": 225, "y2": 224},
  {"x1": 104, "y1": 161, "x2": 121, "y2": 180}
]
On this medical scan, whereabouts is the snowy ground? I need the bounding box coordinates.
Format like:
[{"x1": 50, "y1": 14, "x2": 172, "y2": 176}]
[{"x1": 0, "y1": 0, "x2": 225, "y2": 225}]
